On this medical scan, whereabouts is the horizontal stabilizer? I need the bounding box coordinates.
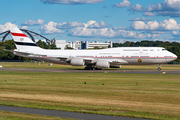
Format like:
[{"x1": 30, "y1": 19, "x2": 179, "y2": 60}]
[
  {"x1": 4, "y1": 49, "x2": 44, "y2": 56},
  {"x1": 4, "y1": 49, "x2": 69, "y2": 59}
]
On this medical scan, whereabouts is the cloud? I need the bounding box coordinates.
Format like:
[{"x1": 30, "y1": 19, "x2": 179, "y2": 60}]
[
  {"x1": 114, "y1": 0, "x2": 131, "y2": 7},
  {"x1": 143, "y1": 12, "x2": 155, "y2": 16},
  {"x1": 21, "y1": 26, "x2": 28, "y2": 29},
  {"x1": 172, "y1": 30, "x2": 180, "y2": 36},
  {"x1": 128, "y1": 4, "x2": 144, "y2": 12},
  {"x1": 67, "y1": 21, "x2": 146, "y2": 39},
  {"x1": 112, "y1": 26, "x2": 130, "y2": 30},
  {"x1": 167, "y1": 31, "x2": 180, "y2": 40},
  {"x1": 172, "y1": 30, "x2": 180, "y2": 38},
  {"x1": 87, "y1": 21, "x2": 110, "y2": 29},
  {"x1": 157, "y1": 11, "x2": 180, "y2": 17},
  {"x1": 41, "y1": 0, "x2": 104, "y2": 5},
  {"x1": 147, "y1": 31, "x2": 166, "y2": 34},
  {"x1": 57, "y1": 21, "x2": 84, "y2": 29},
  {"x1": 0, "y1": 22, "x2": 18, "y2": 32},
  {"x1": 147, "y1": 34, "x2": 161, "y2": 39},
  {"x1": 68, "y1": 27, "x2": 146, "y2": 39},
  {"x1": 169, "y1": 30, "x2": 180, "y2": 40},
  {"x1": 40, "y1": 21, "x2": 65, "y2": 34},
  {"x1": 146, "y1": 0, "x2": 180, "y2": 12},
  {"x1": 22, "y1": 19, "x2": 45, "y2": 26},
  {"x1": 129, "y1": 17, "x2": 151, "y2": 21},
  {"x1": 131, "y1": 21, "x2": 159, "y2": 30},
  {"x1": 84, "y1": 20, "x2": 96, "y2": 27},
  {"x1": 41, "y1": 20, "x2": 111, "y2": 35},
  {"x1": 131, "y1": 18, "x2": 180, "y2": 31},
  {"x1": 146, "y1": 0, "x2": 180, "y2": 17},
  {"x1": 39, "y1": 20, "x2": 154, "y2": 39}
]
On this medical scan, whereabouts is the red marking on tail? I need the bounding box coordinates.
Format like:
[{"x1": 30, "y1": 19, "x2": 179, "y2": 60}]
[{"x1": 11, "y1": 32, "x2": 27, "y2": 37}]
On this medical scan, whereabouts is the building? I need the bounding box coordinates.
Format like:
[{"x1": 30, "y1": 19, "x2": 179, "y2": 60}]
[
  {"x1": 55, "y1": 40, "x2": 68, "y2": 50},
  {"x1": 67, "y1": 41, "x2": 81, "y2": 49},
  {"x1": 67, "y1": 40, "x2": 113, "y2": 49},
  {"x1": 81, "y1": 41, "x2": 112, "y2": 49}
]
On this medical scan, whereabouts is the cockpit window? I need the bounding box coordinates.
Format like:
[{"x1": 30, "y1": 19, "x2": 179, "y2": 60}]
[{"x1": 162, "y1": 49, "x2": 167, "y2": 51}]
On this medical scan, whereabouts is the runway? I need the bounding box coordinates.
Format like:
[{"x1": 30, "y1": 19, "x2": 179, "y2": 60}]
[
  {"x1": 0, "y1": 68, "x2": 180, "y2": 74},
  {"x1": 0, "y1": 105, "x2": 148, "y2": 120}
]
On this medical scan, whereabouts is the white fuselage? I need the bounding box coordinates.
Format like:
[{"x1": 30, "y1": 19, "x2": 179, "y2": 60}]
[{"x1": 16, "y1": 46, "x2": 177, "y2": 65}]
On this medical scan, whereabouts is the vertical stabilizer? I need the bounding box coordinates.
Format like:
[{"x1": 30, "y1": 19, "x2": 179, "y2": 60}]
[{"x1": 10, "y1": 28, "x2": 41, "y2": 52}]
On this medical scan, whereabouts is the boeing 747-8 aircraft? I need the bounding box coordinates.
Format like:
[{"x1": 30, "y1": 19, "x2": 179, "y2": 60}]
[{"x1": 6, "y1": 28, "x2": 177, "y2": 70}]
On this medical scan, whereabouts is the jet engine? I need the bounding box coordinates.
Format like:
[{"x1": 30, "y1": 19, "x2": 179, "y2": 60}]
[
  {"x1": 110, "y1": 65, "x2": 121, "y2": 68},
  {"x1": 70, "y1": 58, "x2": 84, "y2": 66},
  {"x1": 96, "y1": 60, "x2": 109, "y2": 68}
]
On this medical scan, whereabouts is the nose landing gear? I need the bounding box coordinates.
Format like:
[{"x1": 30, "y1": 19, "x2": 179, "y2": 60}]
[{"x1": 158, "y1": 64, "x2": 161, "y2": 71}]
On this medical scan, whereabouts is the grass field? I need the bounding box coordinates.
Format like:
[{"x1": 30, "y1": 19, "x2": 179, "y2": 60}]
[
  {"x1": 0, "y1": 62, "x2": 180, "y2": 70},
  {"x1": 0, "y1": 62, "x2": 180, "y2": 120}
]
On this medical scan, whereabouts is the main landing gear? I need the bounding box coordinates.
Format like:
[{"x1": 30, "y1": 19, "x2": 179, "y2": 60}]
[
  {"x1": 84, "y1": 66, "x2": 95, "y2": 70},
  {"x1": 158, "y1": 64, "x2": 161, "y2": 71},
  {"x1": 84, "y1": 65, "x2": 102, "y2": 70}
]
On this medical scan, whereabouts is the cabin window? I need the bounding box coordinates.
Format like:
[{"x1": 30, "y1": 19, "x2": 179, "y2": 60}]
[{"x1": 162, "y1": 49, "x2": 167, "y2": 51}]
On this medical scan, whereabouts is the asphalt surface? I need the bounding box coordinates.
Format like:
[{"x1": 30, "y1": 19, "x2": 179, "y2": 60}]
[
  {"x1": 0, "y1": 105, "x2": 148, "y2": 120},
  {"x1": 0, "y1": 68, "x2": 180, "y2": 74}
]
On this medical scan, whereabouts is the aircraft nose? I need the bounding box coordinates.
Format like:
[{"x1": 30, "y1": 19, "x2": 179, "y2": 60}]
[{"x1": 172, "y1": 53, "x2": 177, "y2": 60}]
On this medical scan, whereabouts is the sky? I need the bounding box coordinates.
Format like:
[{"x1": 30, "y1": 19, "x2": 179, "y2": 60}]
[{"x1": 1, "y1": 0, "x2": 180, "y2": 43}]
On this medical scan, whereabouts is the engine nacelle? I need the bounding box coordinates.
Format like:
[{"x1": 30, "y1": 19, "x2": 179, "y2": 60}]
[
  {"x1": 96, "y1": 60, "x2": 109, "y2": 68},
  {"x1": 110, "y1": 65, "x2": 121, "y2": 68},
  {"x1": 70, "y1": 58, "x2": 84, "y2": 66}
]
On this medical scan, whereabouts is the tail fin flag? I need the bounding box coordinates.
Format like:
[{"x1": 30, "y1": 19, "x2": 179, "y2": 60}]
[{"x1": 10, "y1": 28, "x2": 39, "y2": 51}]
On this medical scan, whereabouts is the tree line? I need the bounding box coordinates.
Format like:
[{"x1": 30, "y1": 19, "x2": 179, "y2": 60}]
[{"x1": 0, "y1": 40, "x2": 179, "y2": 62}]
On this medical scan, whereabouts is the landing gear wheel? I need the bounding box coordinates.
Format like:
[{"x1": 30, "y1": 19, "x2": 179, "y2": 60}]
[
  {"x1": 158, "y1": 67, "x2": 161, "y2": 71},
  {"x1": 84, "y1": 66, "x2": 102, "y2": 70},
  {"x1": 84, "y1": 66, "x2": 95, "y2": 70}
]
